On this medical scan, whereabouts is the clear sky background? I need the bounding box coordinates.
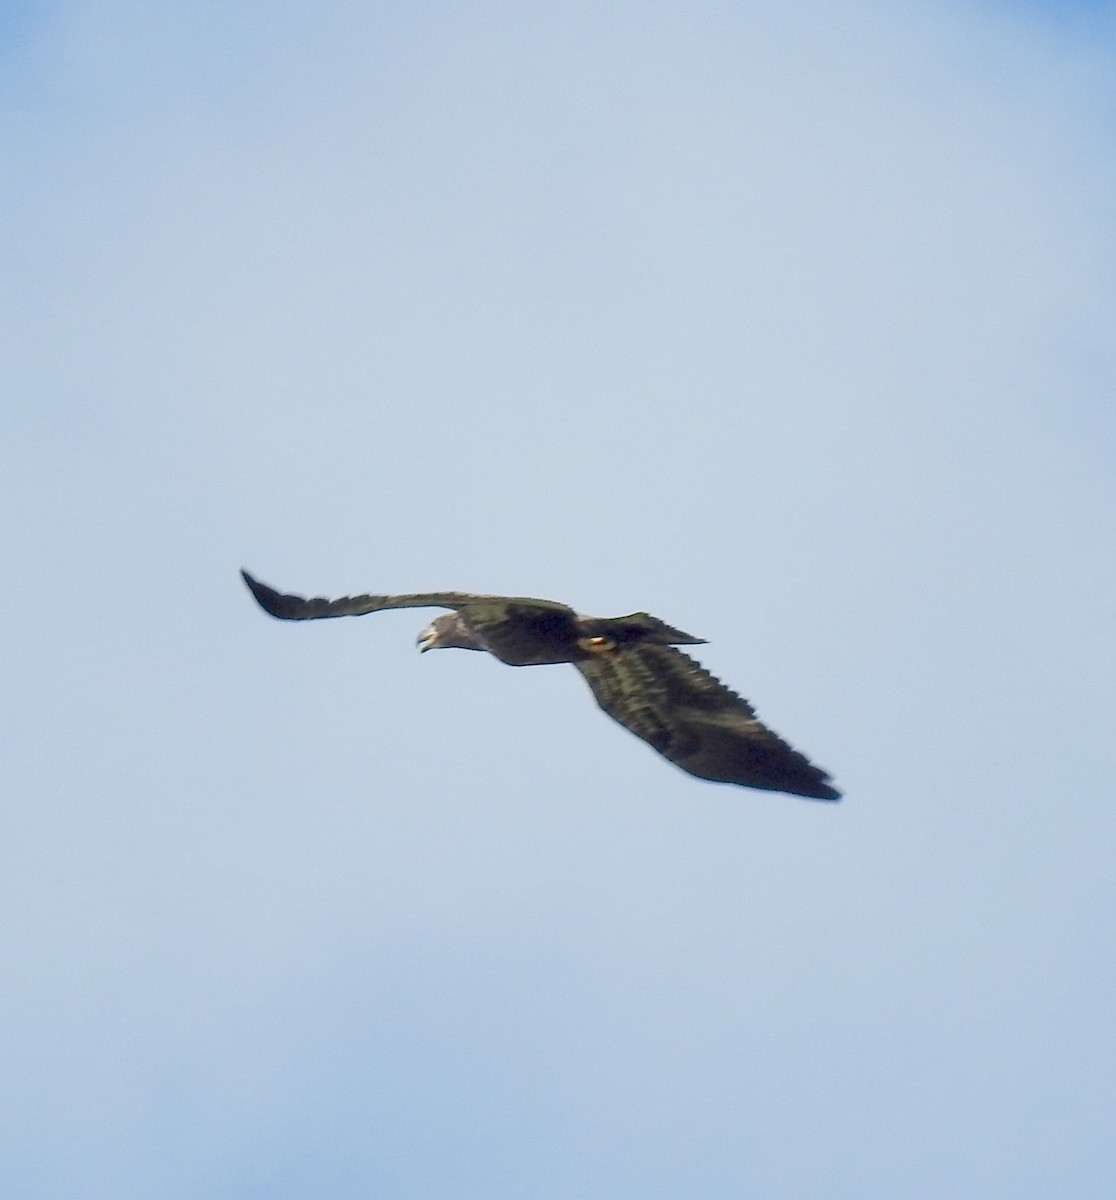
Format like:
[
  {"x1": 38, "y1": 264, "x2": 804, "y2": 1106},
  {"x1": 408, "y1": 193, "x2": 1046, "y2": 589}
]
[{"x1": 3, "y1": 2, "x2": 1115, "y2": 1197}]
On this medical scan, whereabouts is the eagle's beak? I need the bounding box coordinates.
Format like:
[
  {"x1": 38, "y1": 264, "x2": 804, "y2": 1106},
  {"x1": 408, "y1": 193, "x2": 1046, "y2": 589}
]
[{"x1": 416, "y1": 624, "x2": 438, "y2": 653}]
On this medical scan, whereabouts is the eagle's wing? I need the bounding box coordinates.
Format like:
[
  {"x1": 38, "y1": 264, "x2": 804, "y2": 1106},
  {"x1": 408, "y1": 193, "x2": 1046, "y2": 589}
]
[
  {"x1": 574, "y1": 643, "x2": 840, "y2": 800},
  {"x1": 240, "y1": 570, "x2": 561, "y2": 622}
]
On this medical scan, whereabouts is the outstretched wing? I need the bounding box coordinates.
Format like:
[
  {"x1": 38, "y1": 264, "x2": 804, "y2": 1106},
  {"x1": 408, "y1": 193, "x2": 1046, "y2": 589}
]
[
  {"x1": 241, "y1": 570, "x2": 583, "y2": 665},
  {"x1": 241, "y1": 570, "x2": 512, "y2": 621},
  {"x1": 574, "y1": 644, "x2": 840, "y2": 800}
]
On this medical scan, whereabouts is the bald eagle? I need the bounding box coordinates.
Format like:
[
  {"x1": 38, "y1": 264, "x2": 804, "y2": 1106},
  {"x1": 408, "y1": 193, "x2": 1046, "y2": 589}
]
[{"x1": 241, "y1": 570, "x2": 840, "y2": 801}]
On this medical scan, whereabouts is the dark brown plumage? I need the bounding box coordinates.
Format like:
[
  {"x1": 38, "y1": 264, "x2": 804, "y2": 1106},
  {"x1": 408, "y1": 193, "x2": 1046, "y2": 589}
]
[{"x1": 241, "y1": 570, "x2": 840, "y2": 801}]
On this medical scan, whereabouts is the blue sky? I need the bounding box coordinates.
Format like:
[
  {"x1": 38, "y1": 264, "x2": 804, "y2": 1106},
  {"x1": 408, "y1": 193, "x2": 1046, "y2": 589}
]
[{"x1": 3, "y1": 2, "x2": 1115, "y2": 1197}]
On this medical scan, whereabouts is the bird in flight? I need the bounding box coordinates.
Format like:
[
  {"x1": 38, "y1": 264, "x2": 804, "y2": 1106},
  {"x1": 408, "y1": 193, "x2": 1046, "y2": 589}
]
[{"x1": 241, "y1": 570, "x2": 840, "y2": 801}]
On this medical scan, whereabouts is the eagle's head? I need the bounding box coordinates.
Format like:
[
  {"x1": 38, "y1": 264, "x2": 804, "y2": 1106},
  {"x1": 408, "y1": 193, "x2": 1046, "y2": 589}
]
[{"x1": 416, "y1": 612, "x2": 485, "y2": 653}]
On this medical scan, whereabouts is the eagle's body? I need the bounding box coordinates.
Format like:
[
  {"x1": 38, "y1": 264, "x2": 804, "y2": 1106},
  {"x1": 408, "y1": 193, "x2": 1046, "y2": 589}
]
[{"x1": 241, "y1": 570, "x2": 840, "y2": 801}]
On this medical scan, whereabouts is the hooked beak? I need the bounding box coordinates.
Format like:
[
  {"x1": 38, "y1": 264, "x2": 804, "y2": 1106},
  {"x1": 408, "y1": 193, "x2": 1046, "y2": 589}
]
[{"x1": 416, "y1": 623, "x2": 439, "y2": 653}]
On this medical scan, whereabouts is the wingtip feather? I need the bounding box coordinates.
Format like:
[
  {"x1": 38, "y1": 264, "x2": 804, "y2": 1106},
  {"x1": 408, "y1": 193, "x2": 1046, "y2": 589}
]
[{"x1": 240, "y1": 569, "x2": 298, "y2": 619}]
